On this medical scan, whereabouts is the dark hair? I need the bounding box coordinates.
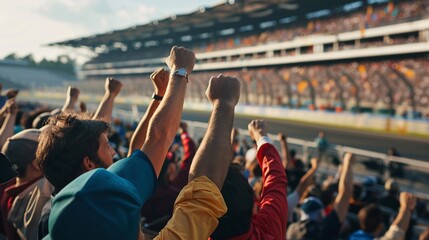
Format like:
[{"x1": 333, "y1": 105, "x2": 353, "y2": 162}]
[
  {"x1": 36, "y1": 112, "x2": 109, "y2": 191},
  {"x1": 358, "y1": 204, "x2": 383, "y2": 233},
  {"x1": 211, "y1": 164, "x2": 254, "y2": 239}
]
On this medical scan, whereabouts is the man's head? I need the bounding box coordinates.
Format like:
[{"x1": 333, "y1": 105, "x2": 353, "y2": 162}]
[
  {"x1": 36, "y1": 112, "x2": 114, "y2": 191},
  {"x1": 300, "y1": 197, "x2": 324, "y2": 223},
  {"x1": 210, "y1": 164, "x2": 254, "y2": 239},
  {"x1": 358, "y1": 204, "x2": 383, "y2": 234},
  {"x1": 2, "y1": 129, "x2": 40, "y2": 178}
]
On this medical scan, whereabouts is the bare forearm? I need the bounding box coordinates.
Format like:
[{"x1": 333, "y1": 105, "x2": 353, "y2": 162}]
[
  {"x1": 0, "y1": 113, "x2": 16, "y2": 147},
  {"x1": 142, "y1": 75, "x2": 187, "y2": 176},
  {"x1": 392, "y1": 207, "x2": 412, "y2": 232},
  {"x1": 128, "y1": 100, "x2": 161, "y2": 156},
  {"x1": 334, "y1": 160, "x2": 353, "y2": 222},
  {"x1": 189, "y1": 102, "x2": 235, "y2": 189},
  {"x1": 93, "y1": 93, "x2": 115, "y2": 122},
  {"x1": 296, "y1": 167, "x2": 317, "y2": 196}
]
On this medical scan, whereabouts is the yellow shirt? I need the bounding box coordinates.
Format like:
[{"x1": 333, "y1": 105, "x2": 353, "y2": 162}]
[{"x1": 154, "y1": 176, "x2": 227, "y2": 240}]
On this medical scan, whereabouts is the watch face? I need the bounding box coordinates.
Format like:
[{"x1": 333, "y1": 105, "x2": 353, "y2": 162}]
[{"x1": 176, "y1": 68, "x2": 187, "y2": 76}]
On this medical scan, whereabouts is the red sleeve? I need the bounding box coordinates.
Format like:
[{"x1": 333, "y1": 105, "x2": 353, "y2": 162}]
[
  {"x1": 180, "y1": 131, "x2": 196, "y2": 170},
  {"x1": 170, "y1": 131, "x2": 196, "y2": 190},
  {"x1": 252, "y1": 143, "x2": 288, "y2": 240}
]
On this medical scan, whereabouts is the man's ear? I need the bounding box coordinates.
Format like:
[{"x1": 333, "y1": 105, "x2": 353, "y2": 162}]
[
  {"x1": 31, "y1": 160, "x2": 40, "y2": 171},
  {"x1": 82, "y1": 156, "x2": 96, "y2": 171}
]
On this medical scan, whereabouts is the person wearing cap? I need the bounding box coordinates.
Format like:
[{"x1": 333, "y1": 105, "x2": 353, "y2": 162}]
[
  {"x1": 287, "y1": 152, "x2": 355, "y2": 240},
  {"x1": 38, "y1": 46, "x2": 232, "y2": 240},
  {"x1": 349, "y1": 192, "x2": 416, "y2": 240},
  {"x1": 1, "y1": 129, "x2": 53, "y2": 240},
  {"x1": 209, "y1": 119, "x2": 288, "y2": 240}
]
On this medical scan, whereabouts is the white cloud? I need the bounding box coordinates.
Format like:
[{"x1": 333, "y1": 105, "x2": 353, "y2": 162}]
[{"x1": 0, "y1": 0, "x2": 220, "y2": 63}]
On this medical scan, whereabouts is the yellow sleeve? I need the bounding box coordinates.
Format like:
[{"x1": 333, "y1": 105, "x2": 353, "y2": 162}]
[{"x1": 154, "y1": 176, "x2": 227, "y2": 240}]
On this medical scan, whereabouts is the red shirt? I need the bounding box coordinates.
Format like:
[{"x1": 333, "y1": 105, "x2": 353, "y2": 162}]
[
  {"x1": 228, "y1": 143, "x2": 288, "y2": 240},
  {"x1": 1, "y1": 177, "x2": 42, "y2": 240},
  {"x1": 0, "y1": 179, "x2": 15, "y2": 236}
]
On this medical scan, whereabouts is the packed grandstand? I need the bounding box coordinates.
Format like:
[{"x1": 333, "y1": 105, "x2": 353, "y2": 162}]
[{"x1": 46, "y1": 0, "x2": 429, "y2": 118}]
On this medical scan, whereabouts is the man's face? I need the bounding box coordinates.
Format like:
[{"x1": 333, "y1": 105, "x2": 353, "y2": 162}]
[{"x1": 95, "y1": 132, "x2": 116, "y2": 168}]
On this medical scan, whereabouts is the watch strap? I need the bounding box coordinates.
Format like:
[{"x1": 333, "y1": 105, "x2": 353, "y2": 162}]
[{"x1": 151, "y1": 93, "x2": 163, "y2": 101}]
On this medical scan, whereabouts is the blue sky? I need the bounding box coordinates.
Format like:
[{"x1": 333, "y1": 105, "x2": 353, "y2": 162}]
[{"x1": 0, "y1": 0, "x2": 220, "y2": 63}]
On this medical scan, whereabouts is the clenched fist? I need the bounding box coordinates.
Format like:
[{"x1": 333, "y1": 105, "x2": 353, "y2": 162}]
[
  {"x1": 66, "y1": 87, "x2": 80, "y2": 102},
  {"x1": 5, "y1": 99, "x2": 18, "y2": 115},
  {"x1": 105, "y1": 77, "x2": 123, "y2": 97},
  {"x1": 248, "y1": 119, "x2": 267, "y2": 142},
  {"x1": 165, "y1": 46, "x2": 196, "y2": 75},
  {"x1": 205, "y1": 74, "x2": 241, "y2": 108},
  {"x1": 150, "y1": 68, "x2": 169, "y2": 96},
  {"x1": 5, "y1": 89, "x2": 19, "y2": 99}
]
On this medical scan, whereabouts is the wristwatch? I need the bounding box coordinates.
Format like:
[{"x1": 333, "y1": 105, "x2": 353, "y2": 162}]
[{"x1": 173, "y1": 68, "x2": 188, "y2": 81}]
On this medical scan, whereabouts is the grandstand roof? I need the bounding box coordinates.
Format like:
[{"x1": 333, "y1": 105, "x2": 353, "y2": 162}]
[{"x1": 49, "y1": 0, "x2": 359, "y2": 49}]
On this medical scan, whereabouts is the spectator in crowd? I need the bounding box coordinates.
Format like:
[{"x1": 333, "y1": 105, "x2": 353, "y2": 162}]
[
  {"x1": 288, "y1": 157, "x2": 321, "y2": 223},
  {"x1": 209, "y1": 119, "x2": 287, "y2": 240},
  {"x1": 1, "y1": 129, "x2": 53, "y2": 240},
  {"x1": 36, "y1": 46, "x2": 215, "y2": 239},
  {"x1": 36, "y1": 77, "x2": 123, "y2": 239},
  {"x1": 349, "y1": 192, "x2": 416, "y2": 240},
  {"x1": 0, "y1": 86, "x2": 82, "y2": 240},
  {"x1": 287, "y1": 152, "x2": 355, "y2": 240},
  {"x1": 315, "y1": 131, "x2": 329, "y2": 159}
]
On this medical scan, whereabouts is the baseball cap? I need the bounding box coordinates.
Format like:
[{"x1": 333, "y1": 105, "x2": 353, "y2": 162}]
[
  {"x1": 301, "y1": 197, "x2": 324, "y2": 214},
  {"x1": 0, "y1": 153, "x2": 18, "y2": 184},
  {"x1": 2, "y1": 129, "x2": 40, "y2": 175}
]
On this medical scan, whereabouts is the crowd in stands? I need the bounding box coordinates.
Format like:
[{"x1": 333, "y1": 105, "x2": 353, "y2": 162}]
[
  {"x1": 80, "y1": 56, "x2": 429, "y2": 119},
  {"x1": 87, "y1": 0, "x2": 428, "y2": 64},
  {"x1": 192, "y1": 0, "x2": 429, "y2": 53},
  {"x1": 1, "y1": 46, "x2": 428, "y2": 240}
]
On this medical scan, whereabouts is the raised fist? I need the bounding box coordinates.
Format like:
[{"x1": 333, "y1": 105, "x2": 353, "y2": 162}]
[
  {"x1": 5, "y1": 89, "x2": 19, "y2": 99},
  {"x1": 150, "y1": 68, "x2": 169, "y2": 96},
  {"x1": 66, "y1": 86, "x2": 80, "y2": 102},
  {"x1": 248, "y1": 119, "x2": 267, "y2": 142},
  {"x1": 105, "y1": 77, "x2": 123, "y2": 97},
  {"x1": 165, "y1": 46, "x2": 196, "y2": 75},
  {"x1": 399, "y1": 192, "x2": 416, "y2": 211},
  {"x1": 205, "y1": 74, "x2": 241, "y2": 107}
]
